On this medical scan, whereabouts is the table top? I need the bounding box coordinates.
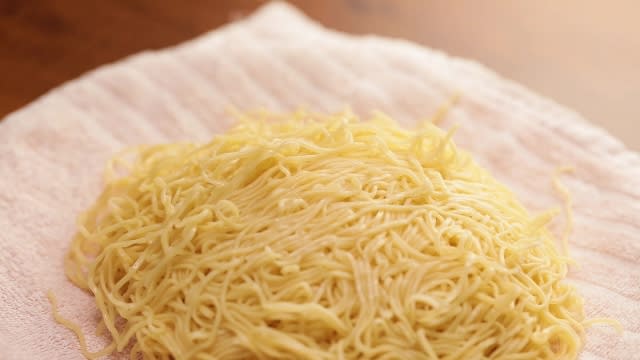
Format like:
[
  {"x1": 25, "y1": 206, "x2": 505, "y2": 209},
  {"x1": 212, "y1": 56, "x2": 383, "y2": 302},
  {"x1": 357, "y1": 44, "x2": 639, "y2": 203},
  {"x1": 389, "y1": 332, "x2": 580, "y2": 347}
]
[{"x1": 1, "y1": 0, "x2": 637, "y2": 149}]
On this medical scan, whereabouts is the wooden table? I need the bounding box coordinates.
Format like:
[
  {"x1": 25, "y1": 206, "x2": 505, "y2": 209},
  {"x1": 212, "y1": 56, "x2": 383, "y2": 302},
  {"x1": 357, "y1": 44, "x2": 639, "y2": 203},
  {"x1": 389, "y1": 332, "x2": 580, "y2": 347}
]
[{"x1": 1, "y1": 1, "x2": 637, "y2": 149}]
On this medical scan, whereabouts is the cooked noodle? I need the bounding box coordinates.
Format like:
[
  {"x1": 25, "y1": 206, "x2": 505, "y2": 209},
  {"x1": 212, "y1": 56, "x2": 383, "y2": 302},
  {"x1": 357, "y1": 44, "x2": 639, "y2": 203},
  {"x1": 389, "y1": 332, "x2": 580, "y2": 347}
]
[{"x1": 53, "y1": 110, "x2": 602, "y2": 359}]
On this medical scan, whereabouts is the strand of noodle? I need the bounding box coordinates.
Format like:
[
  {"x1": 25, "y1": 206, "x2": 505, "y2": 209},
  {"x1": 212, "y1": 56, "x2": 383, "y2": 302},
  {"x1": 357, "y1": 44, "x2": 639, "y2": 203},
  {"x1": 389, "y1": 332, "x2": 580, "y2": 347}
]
[
  {"x1": 430, "y1": 93, "x2": 461, "y2": 126},
  {"x1": 582, "y1": 318, "x2": 623, "y2": 333},
  {"x1": 552, "y1": 166, "x2": 575, "y2": 256},
  {"x1": 47, "y1": 291, "x2": 116, "y2": 359}
]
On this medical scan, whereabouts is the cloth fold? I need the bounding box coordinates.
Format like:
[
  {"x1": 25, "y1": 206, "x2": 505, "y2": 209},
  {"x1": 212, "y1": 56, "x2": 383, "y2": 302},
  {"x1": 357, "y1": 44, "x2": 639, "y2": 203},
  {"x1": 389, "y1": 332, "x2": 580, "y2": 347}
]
[{"x1": 0, "y1": 2, "x2": 638, "y2": 359}]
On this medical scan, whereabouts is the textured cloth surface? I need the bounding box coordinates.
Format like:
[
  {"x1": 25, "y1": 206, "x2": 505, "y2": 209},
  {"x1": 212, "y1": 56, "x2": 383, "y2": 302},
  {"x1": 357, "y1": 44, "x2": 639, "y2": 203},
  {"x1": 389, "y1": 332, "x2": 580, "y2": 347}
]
[{"x1": 0, "y1": 3, "x2": 638, "y2": 359}]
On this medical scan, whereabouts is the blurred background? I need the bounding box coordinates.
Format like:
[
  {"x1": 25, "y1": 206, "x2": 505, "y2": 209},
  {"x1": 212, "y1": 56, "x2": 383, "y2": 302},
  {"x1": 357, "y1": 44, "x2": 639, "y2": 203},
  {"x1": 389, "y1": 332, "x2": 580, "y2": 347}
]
[{"x1": 1, "y1": 0, "x2": 637, "y2": 149}]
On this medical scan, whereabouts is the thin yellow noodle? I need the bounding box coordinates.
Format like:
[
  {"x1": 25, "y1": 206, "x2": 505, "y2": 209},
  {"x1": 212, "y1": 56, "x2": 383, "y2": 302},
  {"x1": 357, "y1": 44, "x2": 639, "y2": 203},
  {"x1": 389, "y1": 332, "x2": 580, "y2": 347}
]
[
  {"x1": 582, "y1": 318, "x2": 623, "y2": 334},
  {"x1": 50, "y1": 110, "x2": 617, "y2": 359},
  {"x1": 47, "y1": 291, "x2": 116, "y2": 359},
  {"x1": 430, "y1": 94, "x2": 460, "y2": 126},
  {"x1": 553, "y1": 166, "x2": 575, "y2": 256}
]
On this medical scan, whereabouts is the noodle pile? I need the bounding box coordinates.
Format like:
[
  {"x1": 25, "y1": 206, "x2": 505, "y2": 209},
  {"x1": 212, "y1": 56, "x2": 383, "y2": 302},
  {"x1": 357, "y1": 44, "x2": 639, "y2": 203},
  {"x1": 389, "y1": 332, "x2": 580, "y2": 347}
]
[{"x1": 57, "y1": 111, "x2": 590, "y2": 359}]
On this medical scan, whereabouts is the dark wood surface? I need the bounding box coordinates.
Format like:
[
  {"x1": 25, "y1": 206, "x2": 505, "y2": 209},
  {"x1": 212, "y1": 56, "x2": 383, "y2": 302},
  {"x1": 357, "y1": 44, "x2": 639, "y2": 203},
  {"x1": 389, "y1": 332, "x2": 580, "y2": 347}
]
[{"x1": 1, "y1": 1, "x2": 637, "y2": 149}]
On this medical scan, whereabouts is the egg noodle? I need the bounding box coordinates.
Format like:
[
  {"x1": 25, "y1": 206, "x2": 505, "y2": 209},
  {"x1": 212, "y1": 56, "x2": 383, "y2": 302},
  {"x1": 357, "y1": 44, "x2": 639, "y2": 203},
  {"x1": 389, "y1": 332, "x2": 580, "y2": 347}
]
[{"x1": 50, "y1": 110, "x2": 611, "y2": 359}]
